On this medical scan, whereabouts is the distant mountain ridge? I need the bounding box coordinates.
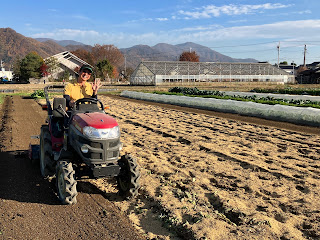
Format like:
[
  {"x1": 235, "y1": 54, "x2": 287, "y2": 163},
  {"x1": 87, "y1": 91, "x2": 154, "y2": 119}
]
[
  {"x1": 0, "y1": 28, "x2": 66, "y2": 68},
  {"x1": 35, "y1": 38, "x2": 85, "y2": 47},
  {"x1": 0, "y1": 27, "x2": 258, "y2": 70},
  {"x1": 120, "y1": 42, "x2": 258, "y2": 69}
]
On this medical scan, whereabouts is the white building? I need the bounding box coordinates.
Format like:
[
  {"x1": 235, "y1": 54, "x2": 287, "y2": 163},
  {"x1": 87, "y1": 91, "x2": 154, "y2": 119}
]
[{"x1": 0, "y1": 60, "x2": 13, "y2": 80}]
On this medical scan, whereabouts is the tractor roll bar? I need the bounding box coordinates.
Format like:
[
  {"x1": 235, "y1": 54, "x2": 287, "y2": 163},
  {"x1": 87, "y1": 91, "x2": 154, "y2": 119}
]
[{"x1": 44, "y1": 85, "x2": 65, "y2": 115}]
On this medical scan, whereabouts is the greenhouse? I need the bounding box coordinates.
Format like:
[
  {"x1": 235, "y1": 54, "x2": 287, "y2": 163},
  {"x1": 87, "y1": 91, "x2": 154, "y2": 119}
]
[{"x1": 130, "y1": 61, "x2": 294, "y2": 86}]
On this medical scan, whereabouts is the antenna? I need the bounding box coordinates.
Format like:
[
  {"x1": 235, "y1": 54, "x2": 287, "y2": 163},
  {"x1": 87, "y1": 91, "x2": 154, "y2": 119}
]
[
  {"x1": 124, "y1": 55, "x2": 127, "y2": 77},
  {"x1": 277, "y1": 42, "x2": 280, "y2": 67}
]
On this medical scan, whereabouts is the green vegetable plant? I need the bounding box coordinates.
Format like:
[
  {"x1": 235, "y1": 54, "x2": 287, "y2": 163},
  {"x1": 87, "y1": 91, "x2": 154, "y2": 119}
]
[{"x1": 158, "y1": 87, "x2": 320, "y2": 109}]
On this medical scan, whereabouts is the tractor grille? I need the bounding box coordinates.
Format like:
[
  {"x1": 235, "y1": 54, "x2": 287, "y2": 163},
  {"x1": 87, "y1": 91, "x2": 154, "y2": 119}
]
[
  {"x1": 79, "y1": 137, "x2": 120, "y2": 163},
  {"x1": 91, "y1": 142, "x2": 102, "y2": 148}
]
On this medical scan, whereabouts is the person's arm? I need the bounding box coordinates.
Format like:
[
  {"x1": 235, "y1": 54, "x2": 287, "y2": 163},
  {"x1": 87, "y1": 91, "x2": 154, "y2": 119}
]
[{"x1": 91, "y1": 78, "x2": 102, "y2": 98}]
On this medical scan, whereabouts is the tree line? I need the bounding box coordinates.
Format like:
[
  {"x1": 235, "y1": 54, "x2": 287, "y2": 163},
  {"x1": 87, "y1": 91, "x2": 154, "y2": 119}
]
[{"x1": 12, "y1": 45, "x2": 200, "y2": 82}]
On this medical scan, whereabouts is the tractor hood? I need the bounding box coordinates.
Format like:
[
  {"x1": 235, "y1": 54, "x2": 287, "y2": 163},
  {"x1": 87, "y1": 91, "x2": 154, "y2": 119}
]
[{"x1": 72, "y1": 112, "x2": 118, "y2": 131}]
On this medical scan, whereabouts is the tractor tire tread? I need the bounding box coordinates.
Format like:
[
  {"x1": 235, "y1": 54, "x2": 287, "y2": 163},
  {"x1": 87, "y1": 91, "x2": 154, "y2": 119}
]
[
  {"x1": 117, "y1": 154, "x2": 141, "y2": 199},
  {"x1": 56, "y1": 160, "x2": 77, "y2": 205}
]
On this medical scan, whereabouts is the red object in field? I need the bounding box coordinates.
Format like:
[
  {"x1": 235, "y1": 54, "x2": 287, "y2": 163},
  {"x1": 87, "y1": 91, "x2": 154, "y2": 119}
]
[
  {"x1": 72, "y1": 112, "x2": 118, "y2": 131},
  {"x1": 42, "y1": 104, "x2": 48, "y2": 110}
]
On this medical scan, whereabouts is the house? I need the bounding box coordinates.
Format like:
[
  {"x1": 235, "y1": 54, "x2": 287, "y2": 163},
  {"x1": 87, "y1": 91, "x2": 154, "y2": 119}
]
[
  {"x1": 0, "y1": 60, "x2": 13, "y2": 81},
  {"x1": 44, "y1": 51, "x2": 92, "y2": 81},
  {"x1": 279, "y1": 64, "x2": 296, "y2": 76}
]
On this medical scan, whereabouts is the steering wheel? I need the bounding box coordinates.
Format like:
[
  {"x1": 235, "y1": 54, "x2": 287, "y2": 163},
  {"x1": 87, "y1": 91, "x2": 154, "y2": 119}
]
[{"x1": 74, "y1": 98, "x2": 104, "y2": 110}]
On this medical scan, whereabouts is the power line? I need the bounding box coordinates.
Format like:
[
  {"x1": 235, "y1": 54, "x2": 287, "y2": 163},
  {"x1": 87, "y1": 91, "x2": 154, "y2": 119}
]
[
  {"x1": 207, "y1": 40, "x2": 320, "y2": 49},
  {"x1": 207, "y1": 41, "x2": 278, "y2": 48}
]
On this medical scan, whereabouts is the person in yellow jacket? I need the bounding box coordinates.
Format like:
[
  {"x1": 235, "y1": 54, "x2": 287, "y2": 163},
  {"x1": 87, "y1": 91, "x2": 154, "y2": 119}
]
[{"x1": 64, "y1": 64, "x2": 102, "y2": 107}]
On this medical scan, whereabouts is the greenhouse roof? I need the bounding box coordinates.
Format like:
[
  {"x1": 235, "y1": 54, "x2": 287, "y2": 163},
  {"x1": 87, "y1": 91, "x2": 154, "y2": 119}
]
[{"x1": 133, "y1": 61, "x2": 290, "y2": 76}]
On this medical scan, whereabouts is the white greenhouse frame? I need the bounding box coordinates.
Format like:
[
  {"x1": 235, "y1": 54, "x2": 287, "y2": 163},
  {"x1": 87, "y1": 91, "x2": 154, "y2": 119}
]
[{"x1": 130, "y1": 61, "x2": 295, "y2": 86}]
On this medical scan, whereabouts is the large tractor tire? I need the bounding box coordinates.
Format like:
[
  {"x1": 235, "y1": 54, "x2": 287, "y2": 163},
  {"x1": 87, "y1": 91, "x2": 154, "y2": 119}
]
[
  {"x1": 40, "y1": 125, "x2": 55, "y2": 177},
  {"x1": 117, "y1": 154, "x2": 141, "y2": 199},
  {"x1": 56, "y1": 160, "x2": 77, "y2": 205}
]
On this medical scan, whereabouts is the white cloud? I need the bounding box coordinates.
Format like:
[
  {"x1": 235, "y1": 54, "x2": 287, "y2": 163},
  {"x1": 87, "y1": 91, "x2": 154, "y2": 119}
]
[
  {"x1": 172, "y1": 20, "x2": 320, "y2": 42},
  {"x1": 71, "y1": 15, "x2": 91, "y2": 21},
  {"x1": 171, "y1": 24, "x2": 222, "y2": 32},
  {"x1": 156, "y1": 18, "x2": 169, "y2": 21},
  {"x1": 179, "y1": 3, "x2": 292, "y2": 19},
  {"x1": 30, "y1": 20, "x2": 320, "y2": 49},
  {"x1": 31, "y1": 29, "x2": 100, "y2": 40},
  {"x1": 128, "y1": 18, "x2": 153, "y2": 23},
  {"x1": 295, "y1": 10, "x2": 312, "y2": 14}
]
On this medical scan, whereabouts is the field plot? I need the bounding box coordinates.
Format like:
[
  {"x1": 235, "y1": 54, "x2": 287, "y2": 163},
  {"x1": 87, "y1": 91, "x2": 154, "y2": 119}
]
[
  {"x1": 93, "y1": 95, "x2": 320, "y2": 240},
  {"x1": 0, "y1": 96, "x2": 144, "y2": 240},
  {"x1": 0, "y1": 88, "x2": 320, "y2": 240}
]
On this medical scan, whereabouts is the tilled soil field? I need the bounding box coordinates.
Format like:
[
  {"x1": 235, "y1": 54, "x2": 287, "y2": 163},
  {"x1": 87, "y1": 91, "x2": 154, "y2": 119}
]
[
  {"x1": 0, "y1": 96, "x2": 144, "y2": 240},
  {"x1": 94, "y1": 95, "x2": 320, "y2": 240},
  {"x1": 0, "y1": 93, "x2": 320, "y2": 240}
]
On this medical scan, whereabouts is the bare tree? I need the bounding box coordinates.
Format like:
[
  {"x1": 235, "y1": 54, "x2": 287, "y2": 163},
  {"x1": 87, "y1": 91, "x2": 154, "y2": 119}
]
[
  {"x1": 71, "y1": 49, "x2": 94, "y2": 66},
  {"x1": 91, "y1": 44, "x2": 124, "y2": 68}
]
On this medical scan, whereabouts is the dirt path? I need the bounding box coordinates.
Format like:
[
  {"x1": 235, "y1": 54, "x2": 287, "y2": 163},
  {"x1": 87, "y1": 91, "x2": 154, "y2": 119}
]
[
  {"x1": 0, "y1": 96, "x2": 144, "y2": 240},
  {"x1": 92, "y1": 95, "x2": 320, "y2": 240}
]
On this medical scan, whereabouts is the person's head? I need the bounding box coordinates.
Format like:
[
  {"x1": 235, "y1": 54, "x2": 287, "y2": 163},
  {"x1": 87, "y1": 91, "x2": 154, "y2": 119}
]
[{"x1": 78, "y1": 64, "x2": 93, "y2": 83}]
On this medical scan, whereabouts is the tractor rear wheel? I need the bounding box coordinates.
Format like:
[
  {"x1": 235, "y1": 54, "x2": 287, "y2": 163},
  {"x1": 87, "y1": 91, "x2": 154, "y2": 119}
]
[
  {"x1": 56, "y1": 160, "x2": 77, "y2": 204},
  {"x1": 117, "y1": 154, "x2": 141, "y2": 199},
  {"x1": 40, "y1": 125, "x2": 55, "y2": 177}
]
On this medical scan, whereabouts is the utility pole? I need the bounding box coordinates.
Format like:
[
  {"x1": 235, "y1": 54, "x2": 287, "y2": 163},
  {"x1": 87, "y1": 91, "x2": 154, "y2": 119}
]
[
  {"x1": 303, "y1": 44, "x2": 307, "y2": 67},
  {"x1": 124, "y1": 55, "x2": 127, "y2": 77},
  {"x1": 292, "y1": 60, "x2": 295, "y2": 75},
  {"x1": 277, "y1": 41, "x2": 280, "y2": 67}
]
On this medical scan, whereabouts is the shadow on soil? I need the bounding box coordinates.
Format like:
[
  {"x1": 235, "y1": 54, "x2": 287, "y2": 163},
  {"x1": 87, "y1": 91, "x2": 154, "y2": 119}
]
[
  {"x1": 0, "y1": 150, "x2": 60, "y2": 205},
  {"x1": 0, "y1": 150, "x2": 124, "y2": 205}
]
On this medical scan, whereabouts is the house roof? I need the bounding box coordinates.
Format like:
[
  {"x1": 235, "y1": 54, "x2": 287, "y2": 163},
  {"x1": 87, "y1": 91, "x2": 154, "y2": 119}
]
[{"x1": 46, "y1": 51, "x2": 92, "y2": 74}]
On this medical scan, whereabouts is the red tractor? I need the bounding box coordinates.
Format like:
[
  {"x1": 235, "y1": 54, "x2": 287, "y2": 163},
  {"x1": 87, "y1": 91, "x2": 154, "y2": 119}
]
[{"x1": 32, "y1": 86, "x2": 140, "y2": 204}]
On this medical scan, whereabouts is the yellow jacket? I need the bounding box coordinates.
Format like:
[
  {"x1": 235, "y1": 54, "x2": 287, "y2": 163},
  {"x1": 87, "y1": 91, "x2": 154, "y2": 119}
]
[{"x1": 64, "y1": 82, "x2": 93, "y2": 101}]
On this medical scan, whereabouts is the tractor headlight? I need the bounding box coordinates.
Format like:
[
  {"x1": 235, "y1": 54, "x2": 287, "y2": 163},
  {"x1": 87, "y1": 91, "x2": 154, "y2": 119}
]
[{"x1": 83, "y1": 126, "x2": 120, "y2": 139}]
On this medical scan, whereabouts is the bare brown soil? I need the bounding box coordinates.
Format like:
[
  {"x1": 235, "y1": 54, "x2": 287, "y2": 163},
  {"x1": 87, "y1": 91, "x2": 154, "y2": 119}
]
[
  {"x1": 0, "y1": 95, "x2": 144, "y2": 240},
  {"x1": 93, "y1": 95, "x2": 320, "y2": 240},
  {"x1": 1, "y1": 83, "x2": 320, "y2": 239}
]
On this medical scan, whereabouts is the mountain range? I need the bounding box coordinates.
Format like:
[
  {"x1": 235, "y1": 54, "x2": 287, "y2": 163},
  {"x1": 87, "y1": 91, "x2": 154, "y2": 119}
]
[
  {"x1": 0, "y1": 28, "x2": 66, "y2": 67},
  {"x1": 121, "y1": 42, "x2": 258, "y2": 69},
  {"x1": 0, "y1": 28, "x2": 258, "y2": 70}
]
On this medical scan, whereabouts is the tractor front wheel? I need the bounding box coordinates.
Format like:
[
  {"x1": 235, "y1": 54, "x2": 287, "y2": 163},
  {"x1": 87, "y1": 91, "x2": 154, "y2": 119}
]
[
  {"x1": 117, "y1": 154, "x2": 141, "y2": 199},
  {"x1": 56, "y1": 160, "x2": 78, "y2": 205},
  {"x1": 40, "y1": 125, "x2": 55, "y2": 177}
]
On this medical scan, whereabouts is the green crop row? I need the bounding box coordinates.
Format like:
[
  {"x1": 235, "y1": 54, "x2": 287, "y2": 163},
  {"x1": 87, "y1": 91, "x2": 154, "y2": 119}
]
[
  {"x1": 153, "y1": 87, "x2": 320, "y2": 109},
  {"x1": 251, "y1": 87, "x2": 320, "y2": 96}
]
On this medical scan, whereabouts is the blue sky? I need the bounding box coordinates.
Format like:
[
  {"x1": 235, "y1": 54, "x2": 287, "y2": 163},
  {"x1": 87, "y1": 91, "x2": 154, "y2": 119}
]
[{"x1": 2, "y1": 0, "x2": 320, "y2": 65}]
